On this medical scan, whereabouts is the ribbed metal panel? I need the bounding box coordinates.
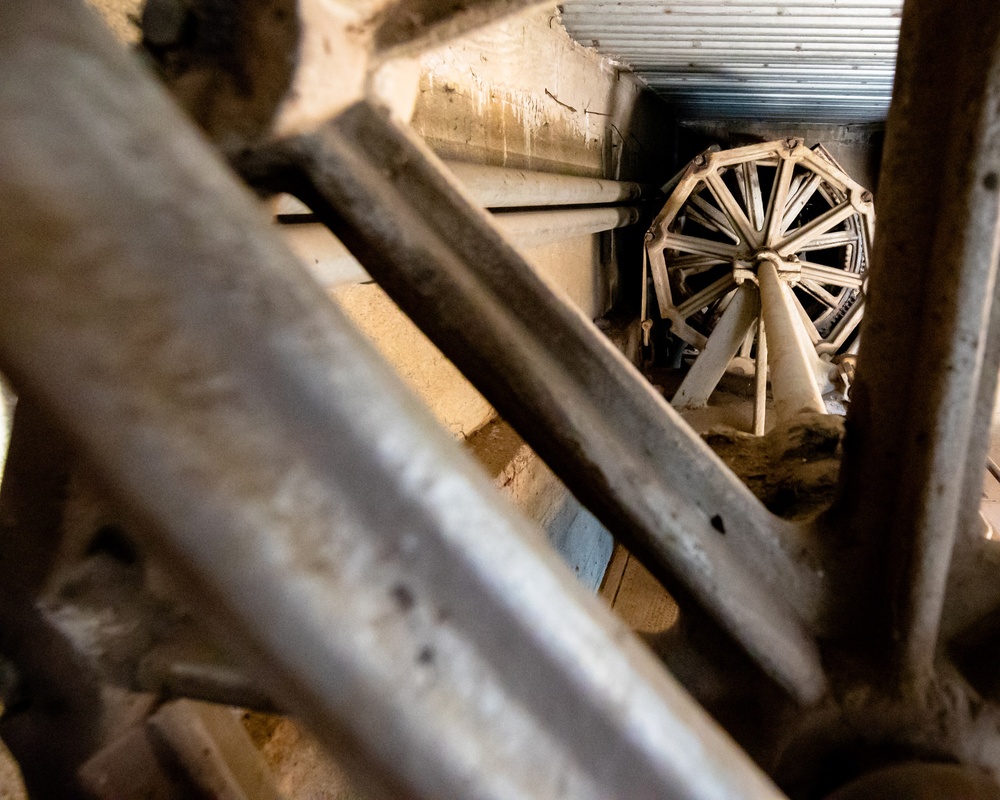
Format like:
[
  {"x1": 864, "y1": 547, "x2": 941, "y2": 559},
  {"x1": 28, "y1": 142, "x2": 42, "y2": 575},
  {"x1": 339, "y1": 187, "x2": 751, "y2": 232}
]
[{"x1": 560, "y1": 0, "x2": 903, "y2": 121}]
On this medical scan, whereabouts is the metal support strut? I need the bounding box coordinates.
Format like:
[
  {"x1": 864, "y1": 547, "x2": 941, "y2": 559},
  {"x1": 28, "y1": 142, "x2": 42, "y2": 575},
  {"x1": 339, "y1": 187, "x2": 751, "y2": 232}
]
[{"x1": 0, "y1": 1, "x2": 790, "y2": 798}]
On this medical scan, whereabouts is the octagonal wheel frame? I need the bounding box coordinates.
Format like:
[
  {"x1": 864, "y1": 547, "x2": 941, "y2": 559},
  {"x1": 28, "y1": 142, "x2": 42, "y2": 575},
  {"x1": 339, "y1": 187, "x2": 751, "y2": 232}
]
[{"x1": 646, "y1": 138, "x2": 876, "y2": 360}]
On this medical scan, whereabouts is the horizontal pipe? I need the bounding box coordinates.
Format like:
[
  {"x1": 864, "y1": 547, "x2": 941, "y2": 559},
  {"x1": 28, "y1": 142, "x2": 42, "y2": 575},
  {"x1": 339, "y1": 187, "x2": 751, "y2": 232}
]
[
  {"x1": 492, "y1": 205, "x2": 640, "y2": 245},
  {"x1": 446, "y1": 163, "x2": 645, "y2": 208},
  {"x1": 275, "y1": 162, "x2": 645, "y2": 213},
  {"x1": 282, "y1": 205, "x2": 640, "y2": 289}
]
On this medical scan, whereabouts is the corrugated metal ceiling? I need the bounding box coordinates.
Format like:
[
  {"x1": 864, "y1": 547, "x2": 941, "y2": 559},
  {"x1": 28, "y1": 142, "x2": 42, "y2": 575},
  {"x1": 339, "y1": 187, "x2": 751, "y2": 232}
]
[{"x1": 560, "y1": 0, "x2": 903, "y2": 122}]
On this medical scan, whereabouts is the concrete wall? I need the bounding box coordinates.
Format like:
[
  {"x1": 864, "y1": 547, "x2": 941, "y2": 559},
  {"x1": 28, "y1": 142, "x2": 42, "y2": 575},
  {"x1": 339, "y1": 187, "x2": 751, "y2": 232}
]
[
  {"x1": 81, "y1": 0, "x2": 672, "y2": 444},
  {"x1": 341, "y1": 8, "x2": 671, "y2": 440}
]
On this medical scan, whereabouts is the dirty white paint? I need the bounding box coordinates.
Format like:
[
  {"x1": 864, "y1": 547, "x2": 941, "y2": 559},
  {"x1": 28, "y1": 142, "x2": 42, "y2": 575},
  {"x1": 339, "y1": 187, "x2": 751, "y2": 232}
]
[{"x1": 413, "y1": 8, "x2": 638, "y2": 176}]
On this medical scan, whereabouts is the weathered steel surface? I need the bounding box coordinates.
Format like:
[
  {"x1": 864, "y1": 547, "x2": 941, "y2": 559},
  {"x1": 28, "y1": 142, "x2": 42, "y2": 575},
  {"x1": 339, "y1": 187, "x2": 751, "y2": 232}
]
[
  {"x1": 0, "y1": 2, "x2": 791, "y2": 797},
  {"x1": 255, "y1": 101, "x2": 828, "y2": 704},
  {"x1": 9, "y1": 0, "x2": 1000, "y2": 794},
  {"x1": 836, "y1": 0, "x2": 1000, "y2": 692}
]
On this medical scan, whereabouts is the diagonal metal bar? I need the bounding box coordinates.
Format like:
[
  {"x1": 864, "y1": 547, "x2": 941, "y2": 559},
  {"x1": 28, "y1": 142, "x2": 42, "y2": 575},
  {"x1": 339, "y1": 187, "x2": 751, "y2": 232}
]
[
  {"x1": 786, "y1": 173, "x2": 806, "y2": 208},
  {"x1": 836, "y1": 0, "x2": 1000, "y2": 693},
  {"x1": 0, "y1": 3, "x2": 794, "y2": 797},
  {"x1": 781, "y1": 173, "x2": 824, "y2": 233},
  {"x1": 670, "y1": 254, "x2": 729, "y2": 275},
  {"x1": 798, "y1": 261, "x2": 865, "y2": 289},
  {"x1": 258, "y1": 101, "x2": 828, "y2": 704},
  {"x1": 758, "y1": 262, "x2": 826, "y2": 421},
  {"x1": 735, "y1": 161, "x2": 765, "y2": 232},
  {"x1": 777, "y1": 201, "x2": 855, "y2": 255},
  {"x1": 672, "y1": 285, "x2": 760, "y2": 409},
  {"x1": 706, "y1": 170, "x2": 760, "y2": 247},
  {"x1": 676, "y1": 276, "x2": 738, "y2": 319},
  {"x1": 765, "y1": 154, "x2": 796, "y2": 246},
  {"x1": 688, "y1": 195, "x2": 740, "y2": 241},
  {"x1": 791, "y1": 290, "x2": 823, "y2": 345},
  {"x1": 804, "y1": 230, "x2": 860, "y2": 251},
  {"x1": 663, "y1": 232, "x2": 741, "y2": 261},
  {"x1": 799, "y1": 279, "x2": 841, "y2": 309}
]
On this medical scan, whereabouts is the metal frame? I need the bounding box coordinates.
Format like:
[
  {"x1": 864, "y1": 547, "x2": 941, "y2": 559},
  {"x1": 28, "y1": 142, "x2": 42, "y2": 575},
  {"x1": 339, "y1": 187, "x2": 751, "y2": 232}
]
[
  {"x1": 647, "y1": 139, "x2": 874, "y2": 433},
  {"x1": 3, "y1": 0, "x2": 1000, "y2": 796}
]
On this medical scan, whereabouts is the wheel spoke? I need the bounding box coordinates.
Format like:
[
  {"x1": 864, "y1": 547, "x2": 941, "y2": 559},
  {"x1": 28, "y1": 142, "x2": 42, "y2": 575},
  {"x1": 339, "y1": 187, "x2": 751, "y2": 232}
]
[
  {"x1": 735, "y1": 161, "x2": 765, "y2": 232},
  {"x1": 781, "y1": 173, "x2": 824, "y2": 233},
  {"x1": 673, "y1": 285, "x2": 759, "y2": 409},
  {"x1": 786, "y1": 173, "x2": 806, "y2": 205},
  {"x1": 799, "y1": 261, "x2": 864, "y2": 289},
  {"x1": 662, "y1": 232, "x2": 740, "y2": 261},
  {"x1": 802, "y1": 229, "x2": 859, "y2": 251},
  {"x1": 791, "y1": 290, "x2": 824, "y2": 345},
  {"x1": 705, "y1": 170, "x2": 758, "y2": 246},
  {"x1": 764, "y1": 155, "x2": 796, "y2": 246},
  {"x1": 676, "y1": 275, "x2": 737, "y2": 319},
  {"x1": 688, "y1": 195, "x2": 740, "y2": 242},
  {"x1": 777, "y1": 201, "x2": 854, "y2": 255},
  {"x1": 799, "y1": 279, "x2": 841, "y2": 309},
  {"x1": 667, "y1": 253, "x2": 728, "y2": 275}
]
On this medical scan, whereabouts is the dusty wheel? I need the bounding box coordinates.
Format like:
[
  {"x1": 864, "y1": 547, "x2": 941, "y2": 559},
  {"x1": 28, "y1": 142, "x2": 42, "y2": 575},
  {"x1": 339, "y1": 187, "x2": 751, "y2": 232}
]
[{"x1": 645, "y1": 138, "x2": 875, "y2": 428}]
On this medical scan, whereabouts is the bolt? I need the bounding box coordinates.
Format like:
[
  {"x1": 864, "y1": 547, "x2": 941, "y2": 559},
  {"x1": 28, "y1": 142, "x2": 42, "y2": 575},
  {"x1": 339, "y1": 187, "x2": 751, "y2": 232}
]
[
  {"x1": 693, "y1": 155, "x2": 706, "y2": 167},
  {"x1": 644, "y1": 231, "x2": 654, "y2": 242},
  {"x1": 785, "y1": 137, "x2": 799, "y2": 149},
  {"x1": 861, "y1": 190, "x2": 873, "y2": 203}
]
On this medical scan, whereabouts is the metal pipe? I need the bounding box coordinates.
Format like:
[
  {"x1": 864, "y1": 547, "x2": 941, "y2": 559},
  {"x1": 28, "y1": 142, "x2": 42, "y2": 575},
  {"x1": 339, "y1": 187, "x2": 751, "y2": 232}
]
[
  {"x1": 757, "y1": 262, "x2": 826, "y2": 421},
  {"x1": 282, "y1": 205, "x2": 640, "y2": 289},
  {"x1": 0, "y1": 2, "x2": 792, "y2": 798},
  {"x1": 445, "y1": 162, "x2": 646, "y2": 208},
  {"x1": 672, "y1": 283, "x2": 759, "y2": 409},
  {"x1": 492, "y1": 205, "x2": 640, "y2": 246},
  {"x1": 275, "y1": 163, "x2": 646, "y2": 213},
  {"x1": 753, "y1": 317, "x2": 768, "y2": 436},
  {"x1": 263, "y1": 101, "x2": 828, "y2": 704}
]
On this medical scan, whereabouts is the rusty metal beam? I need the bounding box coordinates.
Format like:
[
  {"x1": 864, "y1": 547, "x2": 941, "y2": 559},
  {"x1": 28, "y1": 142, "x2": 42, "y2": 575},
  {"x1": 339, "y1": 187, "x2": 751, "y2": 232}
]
[
  {"x1": 837, "y1": 0, "x2": 1000, "y2": 692},
  {"x1": 0, "y1": 2, "x2": 792, "y2": 797},
  {"x1": 247, "y1": 100, "x2": 828, "y2": 704}
]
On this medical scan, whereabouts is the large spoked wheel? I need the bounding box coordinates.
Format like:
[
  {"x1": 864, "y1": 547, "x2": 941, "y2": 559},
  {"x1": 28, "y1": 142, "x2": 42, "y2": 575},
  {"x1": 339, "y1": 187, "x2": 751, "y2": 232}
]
[{"x1": 645, "y1": 138, "x2": 876, "y2": 429}]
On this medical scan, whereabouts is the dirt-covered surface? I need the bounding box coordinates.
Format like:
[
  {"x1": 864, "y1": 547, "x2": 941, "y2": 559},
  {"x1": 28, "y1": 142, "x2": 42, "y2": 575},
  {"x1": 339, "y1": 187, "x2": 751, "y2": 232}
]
[
  {"x1": 702, "y1": 412, "x2": 845, "y2": 520},
  {"x1": 243, "y1": 712, "x2": 362, "y2": 800},
  {"x1": 645, "y1": 365, "x2": 846, "y2": 519}
]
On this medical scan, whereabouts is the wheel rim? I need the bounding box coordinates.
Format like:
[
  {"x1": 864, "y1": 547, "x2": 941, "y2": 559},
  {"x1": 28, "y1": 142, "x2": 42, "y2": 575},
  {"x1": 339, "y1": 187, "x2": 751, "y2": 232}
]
[{"x1": 647, "y1": 138, "x2": 875, "y2": 360}]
